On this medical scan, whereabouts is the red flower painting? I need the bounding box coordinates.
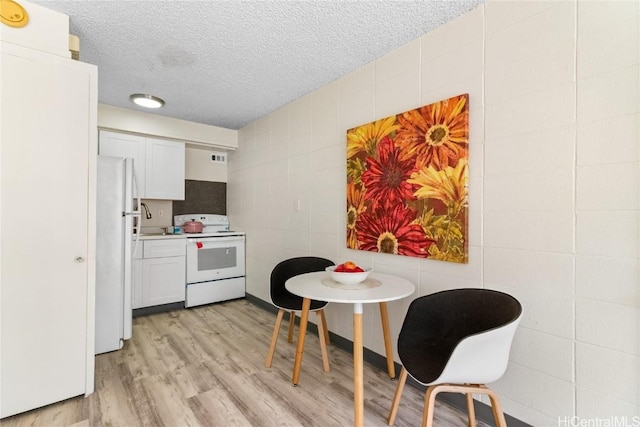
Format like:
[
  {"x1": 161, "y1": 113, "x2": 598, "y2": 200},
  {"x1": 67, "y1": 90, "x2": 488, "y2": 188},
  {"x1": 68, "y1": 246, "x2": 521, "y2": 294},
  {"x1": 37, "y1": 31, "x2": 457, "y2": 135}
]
[
  {"x1": 346, "y1": 94, "x2": 469, "y2": 263},
  {"x1": 360, "y1": 136, "x2": 417, "y2": 209},
  {"x1": 357, "y1": 203, "x2": 435, "y2": 258}
]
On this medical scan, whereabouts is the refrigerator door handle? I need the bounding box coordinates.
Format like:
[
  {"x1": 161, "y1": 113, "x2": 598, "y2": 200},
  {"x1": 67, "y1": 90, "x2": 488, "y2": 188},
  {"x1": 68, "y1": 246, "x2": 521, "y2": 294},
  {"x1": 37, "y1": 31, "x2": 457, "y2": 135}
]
[
  {"x1": 131, "y1": 167, "x2": 141, "y2": 258},
  {"x1": 122, "y1": 158, "x2": 137, "y2": 342}
]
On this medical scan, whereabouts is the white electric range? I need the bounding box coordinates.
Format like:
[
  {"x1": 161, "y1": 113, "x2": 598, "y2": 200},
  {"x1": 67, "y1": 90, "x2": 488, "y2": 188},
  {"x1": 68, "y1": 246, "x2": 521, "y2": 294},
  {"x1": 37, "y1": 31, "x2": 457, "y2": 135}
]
[{"x1": 174, "y1": 214, "x2": 245, "y2": 307}]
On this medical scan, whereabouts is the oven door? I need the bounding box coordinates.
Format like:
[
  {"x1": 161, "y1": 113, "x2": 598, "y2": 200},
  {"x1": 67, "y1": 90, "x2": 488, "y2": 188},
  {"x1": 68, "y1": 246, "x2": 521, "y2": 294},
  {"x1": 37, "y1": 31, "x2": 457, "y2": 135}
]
[{"x1": 186, "y1": 235, "x2": 245, "y2": 284}]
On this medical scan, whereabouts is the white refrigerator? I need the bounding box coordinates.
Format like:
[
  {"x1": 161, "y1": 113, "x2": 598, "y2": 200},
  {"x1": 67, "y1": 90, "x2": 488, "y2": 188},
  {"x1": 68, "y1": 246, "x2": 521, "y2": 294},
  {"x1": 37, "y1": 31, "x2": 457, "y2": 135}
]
[{"x1": 95, "y1": 155, "x2": 140, "y2": 354}]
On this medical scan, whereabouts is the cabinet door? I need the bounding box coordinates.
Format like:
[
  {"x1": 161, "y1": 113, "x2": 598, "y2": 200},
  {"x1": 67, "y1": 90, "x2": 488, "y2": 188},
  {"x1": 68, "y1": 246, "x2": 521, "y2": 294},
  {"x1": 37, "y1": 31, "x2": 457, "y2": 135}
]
[
  {"x1": 99, "y1": 130, "x2": 146, "y2": 198},
  {"x1": 142, "y1": 256, "x2": 186, "y2": 306},
  {"x1": 145, "y1": 137, "x2": 185, "y2": 200},
  {"x1": 1, "y1": 47, "x2": 95, "y2": 417}
]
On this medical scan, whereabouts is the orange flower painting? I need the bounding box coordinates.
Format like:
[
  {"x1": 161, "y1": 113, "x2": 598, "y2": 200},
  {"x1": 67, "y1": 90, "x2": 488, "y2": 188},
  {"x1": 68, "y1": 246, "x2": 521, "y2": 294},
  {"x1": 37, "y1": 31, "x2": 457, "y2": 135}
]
[{"x1": 346, "y1": 94, "x2": 469, "y2": 263}]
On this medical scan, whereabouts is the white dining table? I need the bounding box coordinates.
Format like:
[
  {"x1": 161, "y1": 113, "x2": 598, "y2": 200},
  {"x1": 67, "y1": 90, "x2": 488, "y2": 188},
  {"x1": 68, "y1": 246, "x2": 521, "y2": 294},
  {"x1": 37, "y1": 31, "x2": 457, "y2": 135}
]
[{"x1": 285, "y1": 271, "x2": 415, "y2": 427}]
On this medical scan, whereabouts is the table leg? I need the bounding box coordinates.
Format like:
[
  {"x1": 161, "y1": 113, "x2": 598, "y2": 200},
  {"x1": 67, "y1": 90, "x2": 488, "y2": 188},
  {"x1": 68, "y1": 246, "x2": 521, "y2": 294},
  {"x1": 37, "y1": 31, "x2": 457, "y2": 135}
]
[
  {"x1": 292, "y1": 297, "x2": 311, "y2": 385},
  {"x1": 353, "y1": 303, "x2": 364, "y2": 427},
  {"x1": 378, "y1": 302, "x2": 396, "y2": 379}
]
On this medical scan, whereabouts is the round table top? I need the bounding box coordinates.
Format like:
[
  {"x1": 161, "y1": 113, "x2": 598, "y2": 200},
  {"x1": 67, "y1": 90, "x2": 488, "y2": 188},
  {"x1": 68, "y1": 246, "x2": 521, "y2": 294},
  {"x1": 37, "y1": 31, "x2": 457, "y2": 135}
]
[{"x1": 285, "y1": 271, "x2": 415, "y2": 304}]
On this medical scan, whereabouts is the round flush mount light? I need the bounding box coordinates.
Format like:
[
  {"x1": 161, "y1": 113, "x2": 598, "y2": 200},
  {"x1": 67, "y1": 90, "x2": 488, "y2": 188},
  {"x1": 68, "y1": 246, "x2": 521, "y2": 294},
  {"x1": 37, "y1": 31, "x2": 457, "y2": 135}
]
[{"x1": 129, "y1": 93, "x2": 165, "y2": 109}]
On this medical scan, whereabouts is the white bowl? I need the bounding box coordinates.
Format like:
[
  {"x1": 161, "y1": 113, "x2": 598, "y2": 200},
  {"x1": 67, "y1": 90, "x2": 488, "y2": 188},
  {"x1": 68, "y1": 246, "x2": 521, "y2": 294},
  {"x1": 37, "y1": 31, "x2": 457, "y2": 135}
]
[{"x1": 326, "y1": 265, "x2": 372, "y2": 285}]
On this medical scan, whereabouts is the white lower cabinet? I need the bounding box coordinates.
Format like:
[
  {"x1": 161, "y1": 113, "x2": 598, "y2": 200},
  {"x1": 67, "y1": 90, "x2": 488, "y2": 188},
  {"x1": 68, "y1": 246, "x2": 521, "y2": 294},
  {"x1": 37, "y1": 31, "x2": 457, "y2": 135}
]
[{"x1": 133, "y1": 239, "x2": 186, "y2": 309}]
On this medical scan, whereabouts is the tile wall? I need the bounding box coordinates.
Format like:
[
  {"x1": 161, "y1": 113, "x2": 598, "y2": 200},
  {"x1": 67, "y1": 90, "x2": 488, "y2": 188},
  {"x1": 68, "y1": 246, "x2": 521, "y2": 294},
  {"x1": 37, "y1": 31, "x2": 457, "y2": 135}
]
[{"x1": 227, "y1": 1, "x2": 639, "y2": 424}]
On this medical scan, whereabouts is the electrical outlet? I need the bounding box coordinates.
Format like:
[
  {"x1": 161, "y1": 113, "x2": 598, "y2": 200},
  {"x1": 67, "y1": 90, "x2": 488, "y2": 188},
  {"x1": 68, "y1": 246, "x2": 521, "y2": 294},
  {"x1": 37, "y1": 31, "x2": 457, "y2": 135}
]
[{"x1": 210, "y1": 151, "x2": 227, "y2": 164}]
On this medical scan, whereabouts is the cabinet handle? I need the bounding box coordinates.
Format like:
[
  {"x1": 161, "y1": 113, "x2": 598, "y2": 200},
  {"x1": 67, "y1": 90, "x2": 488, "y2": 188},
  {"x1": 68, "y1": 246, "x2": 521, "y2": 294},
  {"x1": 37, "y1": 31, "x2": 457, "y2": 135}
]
[{"x1": 74, "y1": 257, "x2": 85, "y2": 263}]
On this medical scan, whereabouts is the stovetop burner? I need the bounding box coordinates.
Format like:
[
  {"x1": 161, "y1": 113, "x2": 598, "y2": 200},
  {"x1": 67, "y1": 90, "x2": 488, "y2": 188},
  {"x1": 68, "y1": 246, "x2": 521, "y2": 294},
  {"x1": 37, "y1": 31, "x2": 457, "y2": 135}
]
[{"x1": 174, "y1": 214, "x2": 244, "y2": 237}]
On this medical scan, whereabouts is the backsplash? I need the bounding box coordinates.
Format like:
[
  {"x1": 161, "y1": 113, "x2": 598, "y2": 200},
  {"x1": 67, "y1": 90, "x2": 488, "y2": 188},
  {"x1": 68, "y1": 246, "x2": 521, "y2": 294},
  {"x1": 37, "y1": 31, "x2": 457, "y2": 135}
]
[
  {"x1": 139, "y1": 199, "x2": 173, "y2": 227},
  {"x1": 172, "y1": 180, "x2": 226, "y2": 220}
]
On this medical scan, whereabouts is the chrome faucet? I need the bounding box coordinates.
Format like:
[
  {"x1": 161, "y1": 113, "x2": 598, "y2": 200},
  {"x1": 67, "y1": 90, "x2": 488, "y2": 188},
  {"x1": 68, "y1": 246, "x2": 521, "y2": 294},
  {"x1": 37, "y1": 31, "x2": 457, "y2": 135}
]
[{"x1": 140, "y1": 202, "x2": 152, "y2": 219}]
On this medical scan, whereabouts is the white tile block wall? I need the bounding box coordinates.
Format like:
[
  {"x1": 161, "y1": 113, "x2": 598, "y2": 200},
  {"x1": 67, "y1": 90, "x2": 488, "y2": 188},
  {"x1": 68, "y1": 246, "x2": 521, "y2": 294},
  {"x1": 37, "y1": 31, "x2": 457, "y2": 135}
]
[
  {"x1": 576, "y1": 343, "x2": 639, "y2": 406},
  {"x1": 493, "y1": 284, "x2": 574, "y2": 339},
  {"x1": 577, "y1": 163, "x2": 639, "y2": 210},
  {"x1": 484, "y1": 0, "x2": 562, "y2": 34},
  {"x1": 421, "y1": 39, "x2": 484, "y2": 128},
  {"x1": 484, "y1": 169, "x2": 575, "y2": 212},
  {"x1": 229, "y1": 0, "x2": 640, "y2": 424},
  {"x1": 577, "y1": 113, "x2": 639, "y2": 165},
  {"x1": 575, "y1": 255, "x2": 639, "y2": 306},
  {"x1": 420, "y1": 4, "x2": 484, "y2": 61},
  {"x1": 485, "y1": 125, "x2": 575, "y2": 175},
  {"x1": 577, "y1": 387, "x2": 640, "y2": 420},
  {"x1": 492, "y1": 362, "x2": 575, "y2": 422},
  {"x1": 576, "y1": 0, "x2": 639, "y2": 79},
  {"x1": 576, "y1": 211, "x2": 639, "y2": 258},
  {"x1": 485, "y1": 83, "x2": 576, "y2": 140},
  {"x1": 577, "y1": 299, "x2": 639, "y2": 355},
  {"x1": 484, "y1": 210, "x2": 574, "y2": 252},
  {"x1": 484, "y1": 248, "x2": 574, "y2": 295},
  {"x1": 485, "y1": 1, "x2": 575, "y2": 104},
  {"x1": 577, "y1": 65, "x2": 640, "y2": 123},
  {"x1": 511, "y1": 328, "x2": 574, "y2": 382}
]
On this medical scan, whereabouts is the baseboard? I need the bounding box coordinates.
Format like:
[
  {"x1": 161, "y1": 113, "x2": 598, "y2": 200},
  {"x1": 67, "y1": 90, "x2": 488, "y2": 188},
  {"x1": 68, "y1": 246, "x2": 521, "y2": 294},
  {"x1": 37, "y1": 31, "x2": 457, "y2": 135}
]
[
  {"x1": 134, "y1": 296, "x2": 247, "y2": 318},
  {"x1": 246, "y1": 293, "x2": 531, "y2": 427},
  {"x1": 133, "y1": 302, "x2": 185, "y2": 317}
]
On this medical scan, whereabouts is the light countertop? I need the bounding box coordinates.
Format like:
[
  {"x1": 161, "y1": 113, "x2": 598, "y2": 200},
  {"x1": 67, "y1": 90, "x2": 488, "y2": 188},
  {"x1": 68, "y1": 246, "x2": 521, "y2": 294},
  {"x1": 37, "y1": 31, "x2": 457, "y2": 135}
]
[{"x1": 136, "y1": 233, "x2": 187, "y2": 240}]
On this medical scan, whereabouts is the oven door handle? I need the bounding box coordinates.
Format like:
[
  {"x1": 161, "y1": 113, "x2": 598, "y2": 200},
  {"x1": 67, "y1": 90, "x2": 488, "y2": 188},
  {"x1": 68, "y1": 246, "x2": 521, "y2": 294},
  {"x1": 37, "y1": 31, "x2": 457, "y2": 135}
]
[{"x1": 189, "y1": 236, "x2": 245, "y2": 245}]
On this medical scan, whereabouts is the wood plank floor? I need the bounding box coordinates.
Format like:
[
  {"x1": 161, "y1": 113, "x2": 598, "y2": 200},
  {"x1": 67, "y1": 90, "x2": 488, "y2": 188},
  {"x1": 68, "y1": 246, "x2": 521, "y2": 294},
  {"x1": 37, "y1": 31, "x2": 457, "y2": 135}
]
[{"x1": 1, "y1": 299, "x2": 488, "y2": 427}]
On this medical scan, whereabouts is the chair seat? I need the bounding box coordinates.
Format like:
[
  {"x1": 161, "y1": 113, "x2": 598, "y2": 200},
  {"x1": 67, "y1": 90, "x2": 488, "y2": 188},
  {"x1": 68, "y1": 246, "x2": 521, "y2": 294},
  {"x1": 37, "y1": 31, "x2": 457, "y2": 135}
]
[
  {"x1": 274, "y1": 295, "x2": 328, "y2": 312},
  {"x1": 399, "y1": 340, "x2": 450, "y2": 385}
]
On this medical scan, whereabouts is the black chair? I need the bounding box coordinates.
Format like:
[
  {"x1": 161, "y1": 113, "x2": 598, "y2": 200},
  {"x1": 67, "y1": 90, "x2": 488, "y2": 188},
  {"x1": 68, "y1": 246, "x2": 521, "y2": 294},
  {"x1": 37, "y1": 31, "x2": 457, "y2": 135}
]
[
  {"x1": 387, "y1": 288, "x2": 523, "y2": 427},
  {"x1": 265, "y1": 257, "x2": 334, "y2": 371}
]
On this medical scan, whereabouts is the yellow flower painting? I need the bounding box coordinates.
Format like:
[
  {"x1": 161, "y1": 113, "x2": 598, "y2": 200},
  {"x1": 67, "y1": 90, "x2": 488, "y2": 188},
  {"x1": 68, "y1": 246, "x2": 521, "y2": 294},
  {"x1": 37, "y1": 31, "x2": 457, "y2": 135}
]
[{"x1": 345, "y1": 94, "x2": 469, "y2": 263}]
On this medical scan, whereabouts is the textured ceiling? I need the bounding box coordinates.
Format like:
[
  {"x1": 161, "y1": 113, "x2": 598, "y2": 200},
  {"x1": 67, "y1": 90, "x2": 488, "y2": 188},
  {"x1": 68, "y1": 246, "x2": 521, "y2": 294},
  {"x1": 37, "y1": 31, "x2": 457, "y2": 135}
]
[{"x1": 33, "y1": 0, "x2": 483, "y2": 130}]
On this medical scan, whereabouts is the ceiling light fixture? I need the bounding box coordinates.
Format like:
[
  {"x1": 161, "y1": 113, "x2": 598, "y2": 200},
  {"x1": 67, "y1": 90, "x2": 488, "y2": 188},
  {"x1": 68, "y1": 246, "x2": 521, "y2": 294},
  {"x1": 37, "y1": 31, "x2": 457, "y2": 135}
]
[{"x1": 129, "y1": 93, "x2": 165, "y2": 109}]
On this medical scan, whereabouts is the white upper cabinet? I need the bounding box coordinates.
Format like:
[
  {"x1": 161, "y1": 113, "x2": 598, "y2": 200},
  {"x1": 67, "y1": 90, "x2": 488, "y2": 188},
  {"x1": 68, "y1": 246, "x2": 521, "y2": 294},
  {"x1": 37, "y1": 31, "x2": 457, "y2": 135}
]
[
  {"x1": 99, "y1": 131, "x2": 147, "y2": 197},
  {"x1": 145, "y1": 137, "x2": 185, "y2": 200},
  {"x1": 99, "y1": 131, "x2": 185, "y2": 200}
]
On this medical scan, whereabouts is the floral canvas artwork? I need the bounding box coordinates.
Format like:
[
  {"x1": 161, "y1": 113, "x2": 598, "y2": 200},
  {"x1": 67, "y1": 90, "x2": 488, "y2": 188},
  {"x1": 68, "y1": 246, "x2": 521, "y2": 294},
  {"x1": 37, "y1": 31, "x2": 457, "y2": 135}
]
[{"x1": 346, "y1": 94, "x2": 469, "y2": 263}]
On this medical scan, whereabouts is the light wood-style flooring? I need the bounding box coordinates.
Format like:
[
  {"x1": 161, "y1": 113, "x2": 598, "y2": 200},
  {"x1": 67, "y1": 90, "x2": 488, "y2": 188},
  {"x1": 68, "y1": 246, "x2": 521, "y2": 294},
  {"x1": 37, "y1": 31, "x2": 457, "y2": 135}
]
[{"x1": 1, "y1": 299, "x2": 486, "y2": 427}]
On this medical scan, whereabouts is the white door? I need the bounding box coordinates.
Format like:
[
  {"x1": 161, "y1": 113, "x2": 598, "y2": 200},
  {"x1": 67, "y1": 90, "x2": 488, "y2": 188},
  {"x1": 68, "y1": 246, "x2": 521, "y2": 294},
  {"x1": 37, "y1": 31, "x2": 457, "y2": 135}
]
[{"x1": 0, "y1": 47, "x2": 95, "y2": 417}]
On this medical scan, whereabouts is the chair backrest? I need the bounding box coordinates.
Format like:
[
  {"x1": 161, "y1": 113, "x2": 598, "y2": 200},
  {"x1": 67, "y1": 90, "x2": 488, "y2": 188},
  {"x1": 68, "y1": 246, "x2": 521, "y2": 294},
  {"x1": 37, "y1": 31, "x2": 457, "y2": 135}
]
[
  {"x1": 270, "y1": 257, "x2": 334, "y2": 310},
  {"x1": 398, "y1": 288, "x2": 522, "y2": 386}
]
